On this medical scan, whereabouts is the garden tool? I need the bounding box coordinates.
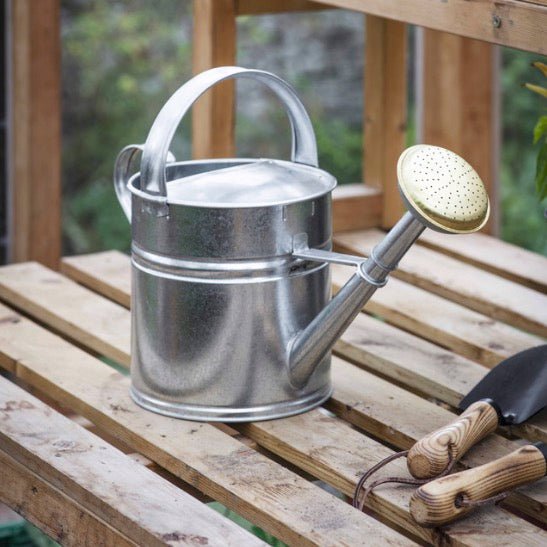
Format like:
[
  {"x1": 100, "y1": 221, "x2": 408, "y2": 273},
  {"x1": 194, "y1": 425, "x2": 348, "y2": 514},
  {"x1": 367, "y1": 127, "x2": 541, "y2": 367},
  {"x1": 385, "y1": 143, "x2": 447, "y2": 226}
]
[{"x1": 410, "y1": 442, "x2": 547, "y2": 526}]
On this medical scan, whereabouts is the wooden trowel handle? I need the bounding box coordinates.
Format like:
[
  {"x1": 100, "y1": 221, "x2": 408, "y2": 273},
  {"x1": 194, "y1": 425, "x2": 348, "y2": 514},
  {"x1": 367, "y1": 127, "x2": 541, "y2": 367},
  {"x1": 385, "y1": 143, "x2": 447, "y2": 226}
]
[
  {"x1": 407, "y1": 400, "x2": 499, "y2": 479},
  {"x1": 410, "y1": 445, "x2": 547, "y2": 527}
]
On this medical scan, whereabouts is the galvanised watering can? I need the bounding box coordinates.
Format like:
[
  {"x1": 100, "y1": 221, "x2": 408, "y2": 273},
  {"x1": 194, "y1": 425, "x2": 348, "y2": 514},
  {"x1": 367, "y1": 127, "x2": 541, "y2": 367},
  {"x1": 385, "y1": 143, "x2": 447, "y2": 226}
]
[{"x1": 114, "y1": 66, "x2": 489, "y2": 422}]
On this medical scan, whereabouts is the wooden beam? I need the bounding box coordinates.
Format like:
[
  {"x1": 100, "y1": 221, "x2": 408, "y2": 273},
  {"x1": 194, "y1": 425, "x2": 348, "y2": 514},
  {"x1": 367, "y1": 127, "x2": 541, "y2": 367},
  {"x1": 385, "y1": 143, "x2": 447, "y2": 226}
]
[
  {"x1": 332, "y1": 184, "x2": 382, "y2": 232},
  {"x1": 421, "y1": 30, "x2": 499, "y2": 234},
  {"x1": 314, "y1": 0, "x2": 547, "y2": 54},
  {"x1": 236, "y1": 0, "x2": 330, "y2": 14},
  {"x1": 364, "y1": 16, "x2": 407, "y2": 228},
  {"x1": 192, "y1": 0, "x2": 237, "y2": 159},
  {"x1": 9, "y1": 0, "x2": 61, "y2": 269}
]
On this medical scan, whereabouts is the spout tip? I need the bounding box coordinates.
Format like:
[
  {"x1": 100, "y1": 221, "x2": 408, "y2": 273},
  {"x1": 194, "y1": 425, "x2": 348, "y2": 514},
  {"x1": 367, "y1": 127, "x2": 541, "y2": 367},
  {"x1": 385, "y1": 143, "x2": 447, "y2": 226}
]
[{"x1": 397, "y1": 145, "x2": 490, "y2": 234}]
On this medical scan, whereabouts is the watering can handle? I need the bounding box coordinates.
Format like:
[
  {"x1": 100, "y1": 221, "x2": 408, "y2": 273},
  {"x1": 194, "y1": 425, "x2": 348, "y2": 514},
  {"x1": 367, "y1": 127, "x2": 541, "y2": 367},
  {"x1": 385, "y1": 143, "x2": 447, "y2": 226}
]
[
  {"x1": 139, "y1": 66, "x2": 318, "y2": 197},
  {"x1": 113, "y1": 145, "x2": 175, "y2": 222}
]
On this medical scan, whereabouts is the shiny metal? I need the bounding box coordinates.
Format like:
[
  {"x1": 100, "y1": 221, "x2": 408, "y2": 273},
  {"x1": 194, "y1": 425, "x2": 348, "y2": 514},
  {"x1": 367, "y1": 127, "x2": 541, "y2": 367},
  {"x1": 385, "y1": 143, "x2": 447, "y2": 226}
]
[
  {"x1": 114, "y1": 66, "x2": 490, "y2": 422},
  {"x1": 398, "y1": 144, "x2": 490, "y2": 233}
]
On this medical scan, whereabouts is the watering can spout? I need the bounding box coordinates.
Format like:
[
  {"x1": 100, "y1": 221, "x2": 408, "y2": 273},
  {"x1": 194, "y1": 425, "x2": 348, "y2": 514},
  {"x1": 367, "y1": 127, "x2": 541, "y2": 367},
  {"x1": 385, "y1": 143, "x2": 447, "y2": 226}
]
[
  {"x1": 288, "y1": 144, "x2": 490, "y2": 388},
  {"x1": 288, "y1": 212, "x2": 425, "y2": 387}
]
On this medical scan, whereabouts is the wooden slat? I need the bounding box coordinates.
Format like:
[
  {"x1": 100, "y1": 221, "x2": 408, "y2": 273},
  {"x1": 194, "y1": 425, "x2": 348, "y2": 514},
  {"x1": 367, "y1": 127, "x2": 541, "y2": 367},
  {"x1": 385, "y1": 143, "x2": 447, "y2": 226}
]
[
  {"x1": 235, "y1": 0, "x2": 330, "y2": 14},
  {"x1": 1, "y1": 307, "x2": 544, "y2": 544},
  {"x1": 364, "y1": 16, "x2": 407, "y2": 227},
  {"x1": 0, "y1": 261, "x2": 130, "y2": 366},
  {"x1": 56, "y1": 254, "x2": 547, "y2": 523},
  {"x1": 417, "y1": 231, "x2": 547, "y2": 294},
  {"x1": 9, "y1": 0, "x2": 61, "y2": 269},
  {"x1": 334, "y1": 229, "x2": 547, "y2": 337},
  {"x1": 0, "y1": 306, "x2": 407, "y2": 545},
  {"x1": 55, "y1": 253, "x2": 546, "y2": 442},
  {"x1": 0, "y1": 376, "x2": 263, "y2": 547},
  {"x1": 421, "y1": 30, "x2": 498, "y2": 234},
  {"x1": 332, "y1": 184, "x2": 382, "y2": 233},
  {"x1": 331, "y1": 264, "x2": 543, "y2": 368},
  {"x1": 0, "y1": 449, "x2": 134, "y2": 547},
  {"x1": 192, "y1": 0, "x2": 237, "y2": 159},
  {"x1": 237, "y1": 408, "x2": 547, "y2": 545},
  {"x1": 327, "y1": 358, "x2": 547, "y2": 526},
  {"x1": 313, "y1": 0, "x2": 547, "y2": 54}
]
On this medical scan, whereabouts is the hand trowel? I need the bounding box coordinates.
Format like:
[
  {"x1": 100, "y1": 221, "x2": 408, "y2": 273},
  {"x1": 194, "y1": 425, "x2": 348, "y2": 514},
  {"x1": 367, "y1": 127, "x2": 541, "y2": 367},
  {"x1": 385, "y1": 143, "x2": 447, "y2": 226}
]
[{"x1": 407, "y1": 344, "x2": 547, "y2": 479}]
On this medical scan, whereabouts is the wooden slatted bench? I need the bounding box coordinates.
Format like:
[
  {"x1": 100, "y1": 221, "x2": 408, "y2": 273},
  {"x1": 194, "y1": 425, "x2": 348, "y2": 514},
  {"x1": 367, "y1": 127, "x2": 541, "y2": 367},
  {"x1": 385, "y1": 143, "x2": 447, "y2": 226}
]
[{"x1": 0, "y1": 230, "x2": 546, "y2": 546}]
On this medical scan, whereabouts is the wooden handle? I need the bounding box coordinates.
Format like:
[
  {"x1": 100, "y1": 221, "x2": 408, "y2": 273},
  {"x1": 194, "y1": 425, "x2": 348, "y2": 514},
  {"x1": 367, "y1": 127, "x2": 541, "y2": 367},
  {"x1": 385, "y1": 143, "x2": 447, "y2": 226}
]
[
  {"x1": 410, "y1": 445, "x2": 546, "y2": 527},
  {"x1": 407, "y1": 400, "x2": 499, "y2": 479}
]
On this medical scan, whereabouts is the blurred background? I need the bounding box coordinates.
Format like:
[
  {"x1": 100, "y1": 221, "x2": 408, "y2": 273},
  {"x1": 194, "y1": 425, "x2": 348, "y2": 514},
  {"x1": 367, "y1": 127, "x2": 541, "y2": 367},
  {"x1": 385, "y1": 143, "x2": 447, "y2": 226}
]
[{"x1": 61, "y1": 0, "x2": 545, "y2": 257}]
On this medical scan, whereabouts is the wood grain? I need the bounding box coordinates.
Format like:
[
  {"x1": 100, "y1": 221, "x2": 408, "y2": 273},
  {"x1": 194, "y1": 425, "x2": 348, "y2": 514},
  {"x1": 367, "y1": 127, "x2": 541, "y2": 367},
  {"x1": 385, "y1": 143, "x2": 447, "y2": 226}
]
[
  {"x1": 364, "y1": 16, "x2": 407, "y2": 227},
  {"x1": 334, "y1": 229, "x2": 547, "y2": 337},
  {"x1": 0, "y1": 305, "x2": 407, "y2": 546},
  {"x1": 9, "y1": 0, "x2": 61, "y2": 269},
  {"x1": 332, "y1": 184, "x2": 382, "y2": 233},
  {"x1": 313, "y1": 0, "x2": 547, "y2": 54},
  {"x1": 331, "y1": 263, "x2": 542, "y2": 368},
  {"x1": 192, "y1": 0, "x2": 237, "y2": 159},
  {"x1": 410, "y1": 445, "x2": 547, "y2": 527},
  {"x1": 417, "y1": 230, "x2": 547, "y2": 294},
  {"x1": 421, "y1": 30, "x2": 498, "y2": 234},
  {"x1": 407, "y1": 401, "x2": 500, "y2": 479},
  {"x1": 0, "y1": 376, "x2": 263, "y2": 547},
  {"x1": 0, "y1": 449, "x2": 135, "y2": 547},
  {"x1": 49, "y1": 257, "x2": 547, "y2": 524},
  {"x1": 235, "y1": 0, "x2": 330, "y2": 14}
]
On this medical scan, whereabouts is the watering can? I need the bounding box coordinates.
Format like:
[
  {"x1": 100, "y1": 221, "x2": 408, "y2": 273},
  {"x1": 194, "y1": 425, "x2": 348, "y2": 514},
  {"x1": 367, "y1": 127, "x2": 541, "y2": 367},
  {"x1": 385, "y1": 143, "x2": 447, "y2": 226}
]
[{"x1": 114, "y1": 66, "x2": 489, "y2": 422}]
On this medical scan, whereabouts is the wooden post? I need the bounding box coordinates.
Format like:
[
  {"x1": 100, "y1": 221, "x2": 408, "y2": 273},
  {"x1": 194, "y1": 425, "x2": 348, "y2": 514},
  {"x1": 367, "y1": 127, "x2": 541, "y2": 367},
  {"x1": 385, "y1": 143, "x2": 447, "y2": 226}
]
[
  {"x1": 364, "y1": 16, "x2": 408, "y2": 228},
  {"x1": 8, "y1": 0, "x2": 61, "y2": 269},
  {"x1": 192, "y1": 0, "x2": 237, "y2": 159},
  {"x1": 420, "y1": 29, "x2": 499, "y2": 234}
]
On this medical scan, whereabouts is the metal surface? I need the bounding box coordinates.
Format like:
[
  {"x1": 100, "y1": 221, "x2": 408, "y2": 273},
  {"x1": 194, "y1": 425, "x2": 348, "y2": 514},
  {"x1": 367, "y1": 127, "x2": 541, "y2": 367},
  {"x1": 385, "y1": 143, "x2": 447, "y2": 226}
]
[
  {"x1": 114, "y1": 66, "x2": 490, "y2": 422},
  {"x1": 397, "y1": 144, "x2": 490, "y2": 234},
  {"x1": 460, "y1": 345, "x2": 547, "y2": 425}
]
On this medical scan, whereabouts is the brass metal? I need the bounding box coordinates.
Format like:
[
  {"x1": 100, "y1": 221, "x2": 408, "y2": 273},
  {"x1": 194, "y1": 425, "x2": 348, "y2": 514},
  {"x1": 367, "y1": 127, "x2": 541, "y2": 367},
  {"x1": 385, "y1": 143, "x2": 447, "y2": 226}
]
[{"x1": 397, "y1": 144, "x2": 490, "y2": 234}]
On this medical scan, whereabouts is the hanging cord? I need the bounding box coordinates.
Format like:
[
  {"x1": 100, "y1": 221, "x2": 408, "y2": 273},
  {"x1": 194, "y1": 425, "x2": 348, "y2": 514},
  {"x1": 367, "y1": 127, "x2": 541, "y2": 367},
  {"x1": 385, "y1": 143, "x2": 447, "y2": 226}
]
[{"x1": 353, "y1": 447, "x2": 457, "y2": 512}]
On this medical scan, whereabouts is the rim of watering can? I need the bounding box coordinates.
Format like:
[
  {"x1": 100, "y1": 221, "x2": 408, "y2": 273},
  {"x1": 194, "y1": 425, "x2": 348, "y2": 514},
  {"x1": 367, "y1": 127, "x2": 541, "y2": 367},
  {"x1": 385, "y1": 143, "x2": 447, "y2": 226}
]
[{"x1": 127, "y1": 157, "x2": 337, "y2": 209}]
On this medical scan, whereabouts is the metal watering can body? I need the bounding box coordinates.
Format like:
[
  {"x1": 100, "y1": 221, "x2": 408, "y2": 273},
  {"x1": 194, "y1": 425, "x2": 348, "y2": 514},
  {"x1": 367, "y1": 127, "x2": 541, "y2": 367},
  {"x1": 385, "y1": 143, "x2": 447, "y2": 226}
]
[{"x1": 115, "y1": 67, "x2": 490, "y2": 422}]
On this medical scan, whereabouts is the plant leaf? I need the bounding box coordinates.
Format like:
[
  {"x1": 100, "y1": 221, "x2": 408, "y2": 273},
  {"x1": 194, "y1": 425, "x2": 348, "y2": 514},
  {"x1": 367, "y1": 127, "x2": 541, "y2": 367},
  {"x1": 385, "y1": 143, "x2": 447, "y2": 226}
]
[
  {"x1": 536, "y1": 140, "x2": 547, "y2": 201},
  {"x1": 532, "y1": 61, "x2": 547, "y2": 78},
  {"x1": 524, "y1": 83, "x2": 547, "y2": 99},
  {"x1": 533, "y1": 115, "x2": 547, "y2": 144}
]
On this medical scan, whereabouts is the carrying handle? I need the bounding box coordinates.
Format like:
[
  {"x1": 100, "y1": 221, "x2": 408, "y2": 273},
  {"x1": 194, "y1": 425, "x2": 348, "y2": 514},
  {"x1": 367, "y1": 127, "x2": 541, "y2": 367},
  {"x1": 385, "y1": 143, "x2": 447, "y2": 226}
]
[
  {"x1": 140, "y1": 66, "x2": 318, "y2": 197},
  {"x1": 407, "y1": 400, "x2": 500, "y2": 479},
  {"x1": 114, "y1": 144, "x2": 175, "y2": 222},
  {"x1": 410, "y1": 444, "x2": 547, "y2": 527}
]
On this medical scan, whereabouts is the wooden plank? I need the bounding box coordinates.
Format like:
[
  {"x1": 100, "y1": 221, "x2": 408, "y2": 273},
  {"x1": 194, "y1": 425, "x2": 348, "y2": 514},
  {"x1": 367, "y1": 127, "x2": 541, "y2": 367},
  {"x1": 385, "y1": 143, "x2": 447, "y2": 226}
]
[
  {"x1": 327, "y1": 358, "x2": 547, "y2": 526},
  {"x1": 0, "y1": 261, "x2": 130, "y2": 366},
  {"x1": 1, "y1": 309, "x2": 543, "y2": 545},
  {"x1": 41, "y1": 260, "x2": 547, "y2": 528},
  {"x1": 313, "y1": 0, "x2": 547, "y2": 54},
  {"x1": 237, "y1": 408, "x2": 547, "y2": 545},
  {"x1": 334, "y1": 229, "x2": 547, "y2": 337},
  {"x1": 332, "y1": 184, "x2": 382, "y2": 233},
  {"x1": 192, "y1": 0, "x2": 237, "y2": 159},
  {"x1": 364, "y1": 16, "x2": 407, "y2": 227},
  {"x1": 0, "y1": 306, "x2": 408, "y2": 546},
  {"x1": 0, "y1": 449, "x2": 135, "y2": 547},
  {"x1": 417, "y1": 231, "x2": 547, "y2": 294},
  {"x1": 62, "y1": 251, "x2": 131, "y2": 307},
  {"x1": 9, "y1": 0, "x2": 61, "y2": 269},
  {"x1": 0, "y1": 377, "x2": 263, "y2": 547},
  {"x1": 331, "y1": 264, "x2": 543, "y2": 368},
  {"x1": 54, "y1": 253, "x2": 546, "y2": 442},
  {"x1": 421, "y1": 30, "x2": 498, "y2": 234},
  {"x1": 235, "y1": 0, "x2": 330, "y2": 14}
]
